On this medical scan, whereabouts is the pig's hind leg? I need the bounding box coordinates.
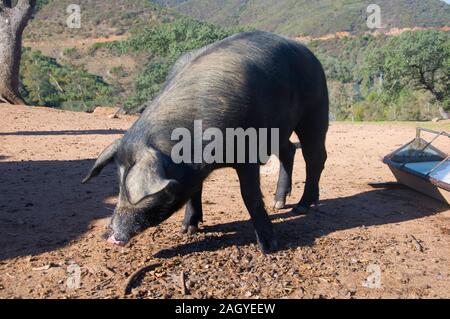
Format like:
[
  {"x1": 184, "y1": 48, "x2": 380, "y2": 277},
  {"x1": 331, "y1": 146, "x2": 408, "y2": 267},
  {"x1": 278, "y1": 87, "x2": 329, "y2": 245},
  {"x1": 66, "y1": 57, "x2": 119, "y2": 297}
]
[
  {"x1": 274, "y1": 141, "x2": 296, "y2": 209},
  {"x1": 181, "y1": 184, "x2": 203, "y2": 235},
  {"x1": 292, "y1": 113, "x2": 328, "y2": 215},
  {"x1": 236, "y1": 164, "x2": 278, "y2": 253}
]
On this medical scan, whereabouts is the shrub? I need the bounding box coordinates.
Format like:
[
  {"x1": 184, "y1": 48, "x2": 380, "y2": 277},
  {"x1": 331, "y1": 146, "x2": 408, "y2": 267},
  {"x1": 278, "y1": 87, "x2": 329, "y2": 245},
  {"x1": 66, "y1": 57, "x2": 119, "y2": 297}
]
[{"x1": 20, "y1": 48, "x2": 117, "y2": 111}]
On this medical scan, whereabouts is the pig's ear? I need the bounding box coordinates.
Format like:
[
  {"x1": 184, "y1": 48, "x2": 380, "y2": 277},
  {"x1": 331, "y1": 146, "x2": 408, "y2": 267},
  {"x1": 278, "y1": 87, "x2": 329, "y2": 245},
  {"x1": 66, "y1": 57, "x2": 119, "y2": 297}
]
[
  {"x1": 82, "y1": 139, "x2": 120, "y2": 184},
  {"x1": 125, "y1": 148, "x2": 174, "y2": 205}
]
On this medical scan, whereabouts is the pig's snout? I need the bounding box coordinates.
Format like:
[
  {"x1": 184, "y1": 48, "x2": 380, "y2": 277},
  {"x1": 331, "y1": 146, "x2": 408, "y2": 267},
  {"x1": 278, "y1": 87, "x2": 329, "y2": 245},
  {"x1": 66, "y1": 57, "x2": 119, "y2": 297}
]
[
  {"x1": 101, "y1": 227, "x2": 129, "y2": 246},
  {"x1": 106, "y1": 235, "x2": 127, "y2": 246},
  {"x1": 103, "y1": 210, "x2": 148, "y2": 246}
]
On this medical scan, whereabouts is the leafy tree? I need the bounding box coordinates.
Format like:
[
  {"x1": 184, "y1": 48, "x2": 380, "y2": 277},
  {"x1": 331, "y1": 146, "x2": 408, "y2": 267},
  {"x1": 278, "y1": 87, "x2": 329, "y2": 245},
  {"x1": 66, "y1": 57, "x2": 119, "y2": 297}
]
[
  {"x1": 35, "y1": 0, "x2": 49, "y2": 10},
  {"x1": 362, "y1": 30, "x2": 450, "y2": 113},
  {"x1": 310, "y1": 35, "x2": 379, "y2": 84}
]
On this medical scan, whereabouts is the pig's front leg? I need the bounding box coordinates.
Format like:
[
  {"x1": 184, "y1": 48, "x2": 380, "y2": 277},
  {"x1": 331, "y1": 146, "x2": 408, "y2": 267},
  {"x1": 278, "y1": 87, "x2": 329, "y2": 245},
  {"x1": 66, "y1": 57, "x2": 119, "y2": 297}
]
[
  {"x1": 274, "y1": 141, "x2": 296, "y2": 209},
  {"x1": 181, "y1": 184, "x2": 203, "y2": 235},
  {"x1": 236, "y1": 164, "x2": 278, "y2": 254}
]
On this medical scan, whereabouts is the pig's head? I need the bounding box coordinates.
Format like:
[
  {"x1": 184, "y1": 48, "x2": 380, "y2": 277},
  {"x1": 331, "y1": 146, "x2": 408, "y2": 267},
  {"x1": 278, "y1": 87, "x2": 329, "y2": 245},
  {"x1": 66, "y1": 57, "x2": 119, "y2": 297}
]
[{"x1": 82, "y1": 139, "x2": 188, "y2": 246}]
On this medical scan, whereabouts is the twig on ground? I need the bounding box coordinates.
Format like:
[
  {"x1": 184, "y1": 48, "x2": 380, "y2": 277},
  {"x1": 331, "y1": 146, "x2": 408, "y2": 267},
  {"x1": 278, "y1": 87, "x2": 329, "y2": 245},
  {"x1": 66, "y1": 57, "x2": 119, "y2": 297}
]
[
  {"x1": 368, "y1": 181, "x2": 406, "y2": 189},
  {"x1": 410, "y1": 235, "x2": 424, "y2": 252},
  {"x1": 123, "y1": 263, "x2": 161, "y2": 296},
  {"x1": 32, "y1": 264, "x2": 56, "y2": 271},
  {"x1": 180, "y1": 271, "x2": 189, "y2": 296},
  {"x1": 93, "y1": 278, "x2": 113, "y2": 291}
]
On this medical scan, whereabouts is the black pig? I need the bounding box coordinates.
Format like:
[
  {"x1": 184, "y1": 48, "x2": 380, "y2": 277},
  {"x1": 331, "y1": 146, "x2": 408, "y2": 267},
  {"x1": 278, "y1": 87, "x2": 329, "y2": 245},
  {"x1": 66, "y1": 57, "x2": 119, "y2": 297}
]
[{"x1": 83, "y1": 31, "x2": 329, "y2": 253}]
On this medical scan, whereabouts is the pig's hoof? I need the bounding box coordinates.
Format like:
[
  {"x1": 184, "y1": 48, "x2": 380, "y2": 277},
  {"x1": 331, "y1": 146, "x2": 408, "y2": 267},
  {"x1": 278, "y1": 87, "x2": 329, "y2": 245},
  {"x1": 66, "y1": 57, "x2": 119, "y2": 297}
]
[
  {"x1": 187, "y1": 225, "x2": 198, "y2": 235},
  {"x1": 292, "y1": 205, "x2": 310, "y2": 215},
  {"x1": 180, "y1": 224, "x2": 198, "y2": 235},
  {"x1": 258, "y1": 238, "x2": 279, "y2": 254},
  {"x1": 274, "y1": 200, "x2": 286, "y2": 210}
]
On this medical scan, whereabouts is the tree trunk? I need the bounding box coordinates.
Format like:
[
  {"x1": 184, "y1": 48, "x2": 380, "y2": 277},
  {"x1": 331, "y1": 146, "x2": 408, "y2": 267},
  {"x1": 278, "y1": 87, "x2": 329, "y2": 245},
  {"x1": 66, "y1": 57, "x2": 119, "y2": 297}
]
[{"x1": 0, "y1": 0, "x2": 35, "y2": 105}]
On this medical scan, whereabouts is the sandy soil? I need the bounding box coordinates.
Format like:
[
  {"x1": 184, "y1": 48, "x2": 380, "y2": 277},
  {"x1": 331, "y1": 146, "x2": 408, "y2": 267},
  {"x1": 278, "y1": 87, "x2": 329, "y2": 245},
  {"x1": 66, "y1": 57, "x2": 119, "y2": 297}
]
[
  {"x1": 295, "y1": 26, "x2": 450, "y2": 43},
  {"x1": 23, "y1": 35, "x2": 129, "y2": 57},
  {"x1": 0, "y1": 104, "x2": 449, "y2": 299}
]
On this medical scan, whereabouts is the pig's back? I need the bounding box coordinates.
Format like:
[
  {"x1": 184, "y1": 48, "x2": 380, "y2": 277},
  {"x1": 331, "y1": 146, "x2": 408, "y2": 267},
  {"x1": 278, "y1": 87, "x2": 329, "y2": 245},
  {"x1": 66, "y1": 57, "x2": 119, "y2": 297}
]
[{"x1": 134, "y1": 31, "x2": 325, "y2": 154}]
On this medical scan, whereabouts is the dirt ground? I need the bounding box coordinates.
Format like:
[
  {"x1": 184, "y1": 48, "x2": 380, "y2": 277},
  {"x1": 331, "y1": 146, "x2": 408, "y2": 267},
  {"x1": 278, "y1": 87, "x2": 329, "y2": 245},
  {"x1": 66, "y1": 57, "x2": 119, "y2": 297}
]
[{"x1": 0, "y1": 104, "x2": 449, "y2": 299}]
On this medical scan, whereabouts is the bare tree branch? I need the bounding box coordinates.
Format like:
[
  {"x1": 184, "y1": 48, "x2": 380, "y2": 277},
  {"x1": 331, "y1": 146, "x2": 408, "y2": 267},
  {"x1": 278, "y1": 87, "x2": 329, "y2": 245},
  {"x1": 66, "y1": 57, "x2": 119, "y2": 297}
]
[
  {"x1": 0, "y1": 86, "x2": 25, "y2": 104},
  {"x1": 0, "y1": 0, "x2": 35, "y2": 105},
  {"x1": 14, "y1": 0, "x2": 36, "y2": 12},
  {"x1": 11, "y1": 0, "x2": 36, "y2": 33},
  {"x1": 411, "y1": 64, "x2": 443, "y2": 101}
]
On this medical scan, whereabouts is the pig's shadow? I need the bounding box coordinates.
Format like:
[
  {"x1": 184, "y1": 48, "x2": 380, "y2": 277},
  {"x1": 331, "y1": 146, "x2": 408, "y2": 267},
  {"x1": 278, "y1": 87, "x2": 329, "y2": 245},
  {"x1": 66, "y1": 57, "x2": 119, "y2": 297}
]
[
  {"x1": 0, "y1": 158, "x2": 117, "y2": 261},
  {"x1": 1, "y1": 156, "x2": 447, "y2": 261},
  {"x1": 0, "y1": 129, "x2": 125, "y2": 136},
  {"x1": 154, "y1": 188, "x2": 448, "y2": 258}
]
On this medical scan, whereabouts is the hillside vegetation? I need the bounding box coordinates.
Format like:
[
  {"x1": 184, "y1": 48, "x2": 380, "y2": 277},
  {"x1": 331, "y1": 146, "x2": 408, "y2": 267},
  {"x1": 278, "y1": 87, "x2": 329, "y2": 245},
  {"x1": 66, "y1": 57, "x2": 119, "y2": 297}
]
[
  {"x1": 16, "y1": 0, "x2": 450, "y2": 121},
  {"x1": 21, "y1": 1, "x2": 239, "y2": 111},
  {"x1": 19, "y1": 48, "x2": 116, "y2": 111},
  {"x1": 26, "y1": 0, "x2": 172, "y2": 41},
  {"x1": 152, "y1": 0, "x2": 450, "y2": 36},
  {"x1": 93, "y1": 17, "x2": 240, "y2": 111},
  {"x1": 310, "y1": 30, "x2": 450, "y2": 121}
]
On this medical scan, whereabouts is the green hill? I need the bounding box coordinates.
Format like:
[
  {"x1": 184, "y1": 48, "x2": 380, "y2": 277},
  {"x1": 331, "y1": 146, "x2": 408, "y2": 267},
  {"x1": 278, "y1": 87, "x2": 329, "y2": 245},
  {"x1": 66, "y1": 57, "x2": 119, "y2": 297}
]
[
  {"x1": 15, "y1": 0, "x2": 450, "y2": 120},
  {"x1": 26, "y1": 0, "x2": 174, "y2": 41},
  {"x1": 21, "y1": 1, "x2": 236, "y2": 112},
  {"x1": 152, "y1": 0, "x2": 450, "y2": 36}
]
